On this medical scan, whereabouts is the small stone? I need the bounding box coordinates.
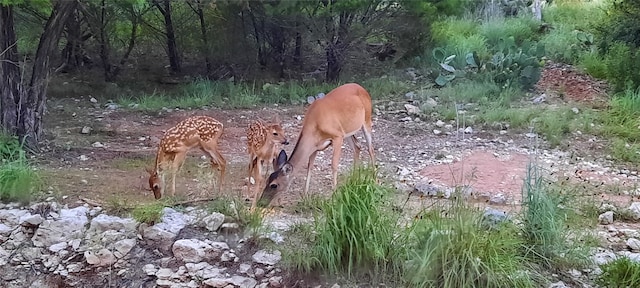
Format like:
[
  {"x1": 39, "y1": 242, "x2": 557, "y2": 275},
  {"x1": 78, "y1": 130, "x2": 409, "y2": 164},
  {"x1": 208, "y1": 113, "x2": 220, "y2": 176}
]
[
  {"x1": 81, "y1": 126, "x2": 92, "y2": 134},
  {"x1": 499, "y1": 130, "x2": 508, "y2": 135},
  {"x1": 143, "y1": 264, "x2": 157, "y2": 276},
  {"x1": 91, "y1": 142, "x2": 105, "y2": 148},
  {"x1": 48, "y1": 242, "x2": 68, "y2": 253},
  {"x1": 20, "y1": 214, "x2": 43, "y2": 226},
  {"x1": 404, "y1": 104, "x2": 420, "y2": 115},
  {"x1": 202, "y1": 212, "x2": 225, "y2": 232},
  {"x1": 89, "y1": 97, "x2": 98, "y2": 103},
  {"x1": 464, "y1": 126, "x2": 473, "y2": 134},
  {"x1": 435, "y1": 120, "x2": 445, "y2": 127},
  {"x1": 433, "y1": 129, "x2": 442, "y2": 135},
  {"x1": 269, "y1": 276, "x2": 283, "y2": 287},
  {"x1": 627, "y1": 238, "x2": 640, "y2": 251},
  {"x1": 599, "y1": 211, "x2": 614, "y2": 225},
  {"x1": 252, "y1": 250, "x2": 282, "y2": 266},
  {"x1": 156, "y1": 268, "x2": 173, "y2": 280}
]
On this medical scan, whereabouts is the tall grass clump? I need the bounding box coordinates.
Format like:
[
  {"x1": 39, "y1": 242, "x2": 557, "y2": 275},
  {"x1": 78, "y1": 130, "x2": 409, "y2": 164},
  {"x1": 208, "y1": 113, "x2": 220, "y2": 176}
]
[
  {"x1": 602, "y1": 88, "x2": 640, "y2": 142},
  {"x1": 313, "y1": 167, "x2": 400, "y2": 277},
  {"x1": 0, "y1": 134, "x2": 40, "y2": 203},
  {"x1": 479, "y1": 16, "x2": 539, "y2": 47},
  {"x1": 521, "y1": 163, "x2": 592, "y2": 269},
  {"x1": 596, "y1": 257, "x2": 640, "y2": 288},
  {"x1": 289, "y1": 167, "x2": 403, "y2": 280},
  {"x1": 405, "y1": 200, "x2": 537, "y2": 288}
]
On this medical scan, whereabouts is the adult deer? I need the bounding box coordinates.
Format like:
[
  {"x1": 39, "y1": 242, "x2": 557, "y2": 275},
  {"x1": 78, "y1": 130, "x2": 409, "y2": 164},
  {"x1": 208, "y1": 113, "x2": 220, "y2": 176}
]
[
  {"x1": 257, "y1": 83, "x2": 375, "y2": 207},
  {"x1": 246, "y1": 118, "x2": 289, "y2": 209},
  {"x1": 147, "y1": 116, "x2": 226, "y2": 199}
]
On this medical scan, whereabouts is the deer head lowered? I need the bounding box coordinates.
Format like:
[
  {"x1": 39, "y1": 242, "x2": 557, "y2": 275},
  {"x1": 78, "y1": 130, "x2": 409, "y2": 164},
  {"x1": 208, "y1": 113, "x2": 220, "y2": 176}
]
[
  {"x1": 146, "y1": 115, "x2": 226, "y2": 199},
  {"x1": 258, "y1": 83, "x2": 376, "y2": 207}
]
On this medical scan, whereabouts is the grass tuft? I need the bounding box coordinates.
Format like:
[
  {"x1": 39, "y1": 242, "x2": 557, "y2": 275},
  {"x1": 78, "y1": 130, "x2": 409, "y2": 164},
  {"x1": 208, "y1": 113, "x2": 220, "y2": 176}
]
[
  {"x1": 0, "y1": 134, "x2": 40, "y2": 203},
  {"x1": 132, "y1": 201, "x2": 166, "y2": 225},
  {"x1": 597, "y1": 257, "x2": 640, "y2": 288}
]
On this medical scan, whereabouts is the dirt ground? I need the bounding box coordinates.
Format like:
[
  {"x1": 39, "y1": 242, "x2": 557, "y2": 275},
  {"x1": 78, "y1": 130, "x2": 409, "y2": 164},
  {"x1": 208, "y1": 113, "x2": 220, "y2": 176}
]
[{"x1": 32, "y1": 62, "x2": 639, "y2": 218}]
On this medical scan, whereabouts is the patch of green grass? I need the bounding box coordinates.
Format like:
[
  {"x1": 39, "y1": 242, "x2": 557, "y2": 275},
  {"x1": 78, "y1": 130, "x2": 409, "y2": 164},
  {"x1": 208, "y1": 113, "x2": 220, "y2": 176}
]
[
  {"x1": 539, "y1": 23, "x2": 583, "y2": 64},
  {"x1": 132, "y1": 201, "x2": 166, "y2": 225},
  {"x1": 105, "y1": 196, "x2": 130, "y2": 216},
  {"x1": 406, "y1": 200, "x2": 537, "y2": 288},
  {"x1": 597, "y1": 257, "x2": 640, "y2": 288},
  {"x1": 480, "y1": 106, "x2": 597, "y2": 147},
  {"x1": 578, "y1": 51, "x2": 608, "y2": 79},
  {"x1": 521, "y1": 163, "x2": 593, "y2": 270},
  {"x1": 431, "y1": 18, "x2": 479, "y2": 46},
  {"x1": 206, "y1": 196, "x2": 263, "y2": 229},
  {"x1": 544, "y1": 1, "x2": 605, "y2": 31},
  {"x1": 287, "y1": 166, "x2": 403, "y2": 281},
  {"x1": 289, "y1": 193, "x2": 328, "y2": 215},
  {"x1": 609, "y1": 138, "x2": 640, "y2": 164},
  {"x1": 480, "y1": 16, "x2": 539, "y2": 47},
  {"x1": 0, "y1": 134, "x2": 41, "y2": 203},
  {"x1": 600, "y1": 89, "x2": 640, "y2": 142}
]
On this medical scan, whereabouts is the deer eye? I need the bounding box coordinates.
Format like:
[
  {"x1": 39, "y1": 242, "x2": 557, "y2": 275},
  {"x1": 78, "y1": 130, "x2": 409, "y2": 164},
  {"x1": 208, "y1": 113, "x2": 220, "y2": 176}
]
[
  {"x1": 270, "y1": 184, "x2": 278, "y2": 189},
  {"x1": 272, "y1": 132, "x2": 278, "y2": 136}
]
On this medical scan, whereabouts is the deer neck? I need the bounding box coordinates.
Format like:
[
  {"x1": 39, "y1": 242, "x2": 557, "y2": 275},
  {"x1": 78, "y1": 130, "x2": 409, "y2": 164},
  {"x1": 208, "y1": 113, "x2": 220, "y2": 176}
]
[{"x1": 287, "y1": 130, "x2": 320, "y2": 173}]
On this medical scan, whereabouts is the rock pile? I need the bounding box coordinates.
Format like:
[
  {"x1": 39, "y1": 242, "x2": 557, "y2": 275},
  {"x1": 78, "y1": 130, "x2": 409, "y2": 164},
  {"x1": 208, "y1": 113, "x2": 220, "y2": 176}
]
[{"x1": 0, "y1": 202, "x2": 286, "y2": 288}]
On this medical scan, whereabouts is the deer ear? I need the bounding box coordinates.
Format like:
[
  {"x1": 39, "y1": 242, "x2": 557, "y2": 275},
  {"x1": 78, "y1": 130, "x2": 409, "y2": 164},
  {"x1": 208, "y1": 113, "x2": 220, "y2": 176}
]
[{"x1": 274, "y1": 150, "x2": 288, "y2": 169}]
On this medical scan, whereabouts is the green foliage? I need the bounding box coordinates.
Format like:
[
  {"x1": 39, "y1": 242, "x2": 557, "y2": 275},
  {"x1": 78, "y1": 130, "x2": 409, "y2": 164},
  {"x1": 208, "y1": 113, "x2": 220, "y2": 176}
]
[
  {"x1": 283, "y1": 167, "x2": 404, "y2": 281},
  {"x1": 521, "y1": 163, "x2": 592, "y2": 269},
  {"x1": 406, "y1": 201, "x2": 536, "y2": 288},
  {"x1": 132, "y1": 201, "x2": 165, "y2": 225},
  {"x1": 539, "y1": 23, "x2": 584, "y2": 63},
  {"x1": 479, "y1": 17, "x2": 539, "y2": 47},
  {"x1": 597, "y1": 257, "x2": 640, "y2": 288},
  {"x1": 596, "y1": 0, "x2": 640, "y2": 51},
  {"x1": 429, "y1": 16, "x2": 545, "y2": 89},
  {"x1": 578, "y1": 52, "x2": 607, "y2": 79},
  {"x1": 311, "y1": 167, "x2": 400, "y2": 278},
  {"x1": 0, "y1": 134, "x2": 40, "y2": 203},
  {"x1": 602, "y1": 43, "x2": 640, "y2": 93},
  {"x1": 601, "y1": 89, "x2": 640, "y2": 142},
  {"x1": 609, "y1": 138, "x2": 640, "y2": 164}
]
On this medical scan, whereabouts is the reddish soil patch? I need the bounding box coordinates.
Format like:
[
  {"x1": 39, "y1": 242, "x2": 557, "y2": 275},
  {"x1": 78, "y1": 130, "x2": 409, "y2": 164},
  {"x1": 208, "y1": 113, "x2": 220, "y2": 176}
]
[
  {"x1": 420, "y1": 151, "x2": 531, "y2": 204},
  {"x1": 536, "y1": 61, "x2": 609, "y2": 107}
]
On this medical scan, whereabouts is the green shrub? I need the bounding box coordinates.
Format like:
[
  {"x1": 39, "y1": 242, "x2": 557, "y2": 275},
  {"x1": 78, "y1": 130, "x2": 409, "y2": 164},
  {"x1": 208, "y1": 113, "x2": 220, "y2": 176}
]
[
  {"x1": 578, "y1": 52, "x2": 607, "y2": 79},
  {"x1": 521, "y1": 163, "x2": 592, "y2": 269},
  {"x1": 601, "y1": 89, "x2": 640, "y2": 141},
  {"x1": 132, "y1": 202, "x2": 166, "y2": 225},
  {"x1": 312, "y1": 167, "x2": 400, "y2": 278},
  {"x1": 539, "y1": 23, "x2": 583, "y2": 64},
  {"x1": 405, "y1": 201, "x2": 536, "y2": 288},
  {"x1": 479, "y1": 17, "x2": 539, "y2": 47},
  {"x1": 431, "y1": 18, "x2": 478, "y2": 45},
  {"x1": 602, "y1": 43, "x2": 640, "y2": 92},
  {"x1": 597, "y1": 257, "x2": 640, "y2": 288},
  {"x1": 0, "y1": 134, "x2": 40, "y2": 203}
]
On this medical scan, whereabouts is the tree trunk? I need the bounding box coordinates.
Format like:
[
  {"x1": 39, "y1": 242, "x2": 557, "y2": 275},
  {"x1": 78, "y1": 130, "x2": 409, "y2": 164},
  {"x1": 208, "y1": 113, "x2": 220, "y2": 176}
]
[
  {"x1": 155, "y1": 0, "x2": 181, "y2": 73},
  {"x1": 0, "y1": 5, "x2": 20, "y2": 136},
  {"x1": 325, "y1": 12, "x2": 350, "y2": 83},
  {"x1": 196, "y1": 5, "x2": 211, "y2": 74},
  {"x1": 0, "y1": 0, "x2": 78, "y2": 150},
  {"x1": 325, "y1": 43, "x2": 342, "y2": 83},
  {"x1": 293, "y1": 28, "x2": 302, "y2": 67}
]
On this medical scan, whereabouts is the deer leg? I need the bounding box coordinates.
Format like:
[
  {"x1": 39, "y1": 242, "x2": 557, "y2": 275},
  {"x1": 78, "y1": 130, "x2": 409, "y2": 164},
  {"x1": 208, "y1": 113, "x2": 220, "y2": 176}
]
[
  {"x1": 202, "y1": 143, "x2": 226, "y2": 193},
  {"x1": 304, "y1": 151, "x2": 319, "y2": 196},
  {"x1": 350, "y1": 135, "x2": 362, "y2": 167},
  {"x1": 330, "y1": 137, "x2": 344, "y2": 190},
  {"x1": 251, "y1": 157, "x2": 265, "y2": 211},
  {"x1": 361, "y1": 125, "x2": 375, "y2": 167},
  {"x1": 170, "y1": 152, "x2": 187, "y2": 198}
]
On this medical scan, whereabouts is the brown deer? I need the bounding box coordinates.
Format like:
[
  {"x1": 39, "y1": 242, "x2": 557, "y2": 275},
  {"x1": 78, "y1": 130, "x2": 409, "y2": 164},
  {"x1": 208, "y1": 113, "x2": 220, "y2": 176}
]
[
  {"x1": 258, "y1": 83, "x2": 375, "y2": 207},
  {"x1": 246, "y1": 118, "x2": 289, "y2": 209},
  {"x1": 147, "y1": 116, "x2": 226, "y2": 199}
]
